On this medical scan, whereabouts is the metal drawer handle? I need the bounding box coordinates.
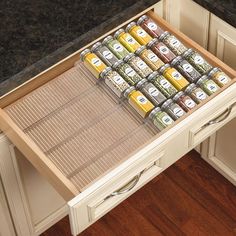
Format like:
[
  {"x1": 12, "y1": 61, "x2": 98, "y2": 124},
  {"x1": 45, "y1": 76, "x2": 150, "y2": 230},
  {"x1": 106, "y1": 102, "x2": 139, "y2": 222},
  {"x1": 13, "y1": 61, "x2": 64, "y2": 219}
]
[{"x1": 203, "y1": 102, "x2": 236, "y2": 128}]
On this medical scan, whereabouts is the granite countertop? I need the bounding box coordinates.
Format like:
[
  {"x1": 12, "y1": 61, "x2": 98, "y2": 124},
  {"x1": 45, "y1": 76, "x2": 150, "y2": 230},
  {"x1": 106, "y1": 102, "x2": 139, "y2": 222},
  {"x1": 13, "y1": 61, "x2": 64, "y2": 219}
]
[{"x1": 0, "y1": 0, "x2": 235, "y2": 97}]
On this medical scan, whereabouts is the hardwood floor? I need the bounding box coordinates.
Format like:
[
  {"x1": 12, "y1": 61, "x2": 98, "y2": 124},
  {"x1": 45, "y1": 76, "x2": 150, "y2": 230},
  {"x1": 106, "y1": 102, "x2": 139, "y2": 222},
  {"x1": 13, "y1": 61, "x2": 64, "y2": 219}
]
[{"x1": 41, "y1": 150, "x2": 236, "y2": 236}]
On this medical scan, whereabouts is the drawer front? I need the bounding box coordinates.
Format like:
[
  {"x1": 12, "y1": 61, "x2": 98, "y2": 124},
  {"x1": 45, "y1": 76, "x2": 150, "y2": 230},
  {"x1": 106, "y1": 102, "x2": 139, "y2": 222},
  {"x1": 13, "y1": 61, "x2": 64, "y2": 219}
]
[{"x1": 68, "y1": 148, "x2": 165, "y2": 235}]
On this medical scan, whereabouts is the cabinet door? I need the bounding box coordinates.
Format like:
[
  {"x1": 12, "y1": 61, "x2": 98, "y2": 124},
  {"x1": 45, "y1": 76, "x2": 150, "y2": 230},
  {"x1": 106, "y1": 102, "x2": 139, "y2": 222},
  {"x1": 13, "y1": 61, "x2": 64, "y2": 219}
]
[{"x1": 208, "y1": 14, "x2": 236, "y2": 70}]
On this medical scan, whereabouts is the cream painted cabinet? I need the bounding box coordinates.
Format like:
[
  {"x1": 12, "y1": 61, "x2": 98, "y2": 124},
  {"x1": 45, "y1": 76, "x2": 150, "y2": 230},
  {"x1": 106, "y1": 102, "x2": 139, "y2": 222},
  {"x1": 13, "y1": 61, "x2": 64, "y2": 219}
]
[{"x1": 0, "y1": 134, "x2": 67, "y2": 236}]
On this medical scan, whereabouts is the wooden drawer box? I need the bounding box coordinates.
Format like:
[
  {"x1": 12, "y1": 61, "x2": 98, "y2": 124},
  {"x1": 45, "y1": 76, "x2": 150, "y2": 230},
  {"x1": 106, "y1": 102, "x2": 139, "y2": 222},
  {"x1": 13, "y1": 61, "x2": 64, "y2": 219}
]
[{"x1": 0, "y1": 6, "x2": 236, "y2": 235}]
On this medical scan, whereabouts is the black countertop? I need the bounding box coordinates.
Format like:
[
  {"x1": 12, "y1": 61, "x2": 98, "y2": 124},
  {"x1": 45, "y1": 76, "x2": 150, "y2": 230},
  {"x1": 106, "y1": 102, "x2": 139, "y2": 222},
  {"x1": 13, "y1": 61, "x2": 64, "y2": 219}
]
[{"x1": 0, "y1": 0, "x2": 235, "y2": 97}]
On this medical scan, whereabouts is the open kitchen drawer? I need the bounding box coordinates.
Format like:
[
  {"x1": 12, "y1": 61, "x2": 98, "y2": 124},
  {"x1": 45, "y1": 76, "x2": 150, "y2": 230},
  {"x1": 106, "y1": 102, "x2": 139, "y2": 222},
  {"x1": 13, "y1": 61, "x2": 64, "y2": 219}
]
[{"x1": 0, "y1": 6, "x2": 236, "y2": 236}]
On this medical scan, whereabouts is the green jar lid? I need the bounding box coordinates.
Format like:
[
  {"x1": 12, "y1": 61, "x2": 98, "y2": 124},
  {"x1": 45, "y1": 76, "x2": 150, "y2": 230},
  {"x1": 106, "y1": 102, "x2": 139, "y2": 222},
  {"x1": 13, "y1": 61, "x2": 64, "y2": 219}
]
[
  {"x1": 182, "y1": 48, "x2": 194, "y2": 58},
  {"x1": 126, "y1": 22, "x2": 137, "y2": 32},
  {"x1": 102, "y1": 35, "x2": 114, "y2": 45},
  {"x1": 196, "y1": 75, "x2": 208, "y2": 86},
  {"x1": 159, "y1": 63, "x2": 171, "y2": 74},
  {"x1": 135, "y1": 45, "x2": 146, "y2": 55},
  {"x1": 208, "y1": 67, "x2": 221, "y2": 77},
  {"x1": 147, "y1": 38, "x2": 158, "y2": 48},
  {"x1": 100, "y1": 67, "x2": 112, "y2": 79},
  {"x1": 80, "y1": 48, "x2": 91, "y2": 61},
  {"x1": 149, "y1": 107, "x2": 162, "y2": 120},
  {"x1": 112, "y1": 60, "x2": 124, "y2": 69},
  {"x1": 124, "y1": 86, "x2": 136, "y2": 98},
  {"x1": 185, "y1": 83, "x2": 197, "y2": 94},
  {"x1": 171, "y1": 56, "x2": 183, "y2": 67},
  {"x1": 147, "y1": 71, "x2": 159, "y2": 81},
  {"x1": 158, "y1": 31, "x2": 170, "y2": 41},
  {"x1": 136, "y1": 78, "x2": 148, "y2": 89},
  {"x1": 124, "y1": 53, "x2": 135, "y2": 63},
  {"x1": 137, "y1": 15, "x2": 149, "y2": 25},
  {"x1": 161, "y1": 99, "x2": 173, "y2": 110},
  {"x1": 173, "y1": 91, "x2": 185, "y2": 102},
  {"x1": 91, "y1": 42, "x2": 102, "y2": 52},
  {"x1": 114, "y1": 29, "x2": 125, "y2": 39}
]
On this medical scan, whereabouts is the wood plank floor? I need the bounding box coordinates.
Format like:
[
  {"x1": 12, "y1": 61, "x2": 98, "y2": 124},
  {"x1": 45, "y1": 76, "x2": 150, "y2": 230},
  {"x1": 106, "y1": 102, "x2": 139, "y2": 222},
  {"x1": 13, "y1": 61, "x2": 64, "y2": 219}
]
[{"x1": 41, "y1": 150, "x2": 236, "y2": 236}]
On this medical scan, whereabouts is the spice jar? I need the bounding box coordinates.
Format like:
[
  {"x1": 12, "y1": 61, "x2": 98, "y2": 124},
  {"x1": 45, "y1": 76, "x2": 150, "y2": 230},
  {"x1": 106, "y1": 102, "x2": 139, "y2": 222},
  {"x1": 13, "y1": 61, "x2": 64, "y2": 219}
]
[
  {"x1": 147, "y1": 38, "x2": 176, "y2": 63},
  {"x1": 112, "y1": 60, "x2": 142, "y2": 86},
  {"x1": 196, "y1": 75, "x2": 220, "y2": 95},
  {"x1": 208, "y1": 67, "x2": 231, "y2": 87},
  {"x1": 159, "y1": 64, "x2": 189, "y2": 90},
  {"x1": 161, "y1": 99, "x2": 186, "y2": 120},
  {"x1": 149, "y1": 107, "x2": 174, "y2": 131},
  {"x1": 185, "y1": 83, "x2": 208, "y2": 104},
  {"x1": 91, "y1": 42, "x2": 119, "y2": 67},
  {"x1": 124, "y1": 53, "x2": 153, "y2": 78},
  {"x1": 147, "y1": 71, "x2": 178, "y2": 98},
  {"x1": 171, "y1": 56, "x2": 201, "y2": 83},
  {"x1": 80, "y1": 49, "x2": 107, "y2": 79},
  {"x1": 173, "y1": 91, "x2": 197, "y2": 112},
  {"x1": 114, "y1": 29, "x2": 141, "y2": 53},
  {"x1": 100, "y1": 67, "x2": 130, "y2": 98},
  {"x1": 126, "y1": 22, "x2": 153, "y2": 45},
  {"x1": 183, "y1": 49, "x2": 213, "y2": 74},
  {"x1": 137, "y1": 15, "x2": 164, "y2": 38},
  {"x1": 135, "y1": 46, "x2": 164, "y2": 70},
  {"x1": 124, "y1": 87, "x2": 155, "y2": 118},
  {"x1": 103, "y1": 35, "x2": 130, "y2": 60},
  {"x1": 159, "y1": 31, "x2": 187, "y2": 55},
  {"x1": 136, "y1": 79, "x2": 167, "y2": 106}
]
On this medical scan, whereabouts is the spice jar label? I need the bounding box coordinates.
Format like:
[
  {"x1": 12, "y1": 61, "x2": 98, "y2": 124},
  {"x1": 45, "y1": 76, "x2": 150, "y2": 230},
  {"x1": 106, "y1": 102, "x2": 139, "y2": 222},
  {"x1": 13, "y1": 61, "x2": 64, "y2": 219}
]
[
  {"x1": 160, "y1": 79, "x2": 171, "y2": 88},
  {"x1": 218, "y1": 75, "x2": 229, "y2": 84},
  {"x1": 91, "y1": 58, "x2": 102, "y2": 66},
  {"x1": 125, "y1": 35, "x2": 136, "y2": 44},
  {"x1": 137, "y1": 60, "x2": 147, "y2": 69},
  {"x1": 113, "y1": 43, "x2": 123, "y2": 52},
  {"x1": 159, "y1": 46, "x2": 170, "y2": 54},
  {"x1": 103, "y1": 51, "x2": 113, "y2": 59},
  {"x1": 194, "y1": 56, "x2": 204, "y2": 65},
  {"x1": 207, "y1": 83, "x2": 218, "y2": 92},
  {"x1": 137, "y1": 95, "x2": 148, "y2": 104},
  {"x1": 172, "y1": 71, "x2": 182, "y2": 80},
  {"x1": 147, "y1": 22, "x2": 157, "y2": 30},
  {"x1": 148, "y1": 53, "x2": 158, "y2": 62},
  {"x1": 137, "y1": 29, "x2": 147, "y2": 37},
  {"x1": 125, "y1": 67, "x2": 136, "y2": 76},
  {"x1": 173, "y1": 107, "x2": 184, "y2": 117},
  {"x1": 196, "y1": 91, "x2": 206, "y2": 100},
  {"x1": 182, "y1": 63, "x2": 193, "y2": 73},
  {"x1": 185, "y1": 99, "x2": 195, "y2": 108},
  {"x1": 148, "y1": 87, "x2": 159, "y2": 96},
  {"x1": 162, "y1": 115, "x2": 173, "y2": 125},
  {"x1": 113, "y1": 75, "x2": 124, "y2": 84},
  {"x1": 170, "y1": 38, "x2": 180, "y2": 47}
]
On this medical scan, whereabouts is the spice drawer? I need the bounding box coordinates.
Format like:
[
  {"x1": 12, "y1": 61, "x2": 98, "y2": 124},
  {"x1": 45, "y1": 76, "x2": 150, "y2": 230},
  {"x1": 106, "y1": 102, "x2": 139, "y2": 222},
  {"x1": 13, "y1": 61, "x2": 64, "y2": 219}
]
[{"x1": 0, "y1": 6, "x2": 236, "y2": 236}]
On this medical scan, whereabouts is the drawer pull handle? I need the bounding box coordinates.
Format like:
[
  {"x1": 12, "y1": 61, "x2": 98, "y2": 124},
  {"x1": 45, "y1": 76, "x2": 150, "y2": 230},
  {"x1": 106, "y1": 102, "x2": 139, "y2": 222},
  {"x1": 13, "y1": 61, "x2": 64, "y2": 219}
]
[{"x1": 203, "y1": 102, "x2": 236, "y2": 128}]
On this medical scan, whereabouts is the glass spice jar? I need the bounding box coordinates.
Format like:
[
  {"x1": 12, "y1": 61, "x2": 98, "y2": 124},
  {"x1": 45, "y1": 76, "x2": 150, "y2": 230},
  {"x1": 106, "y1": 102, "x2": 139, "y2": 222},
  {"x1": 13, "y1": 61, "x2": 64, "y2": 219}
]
[
  {"x1": 149, "y1": 107, "x2": 174, "y2": 131},
  {"x1": 208, "y1": 67, "x2": 231, "y2": 87},
  {"x1": 159, "y1": 64, "x2": 189, "y2": 90},
  {"x1": 100, "y1": 67, "x2": 130, "y2": 98},
  {"x1": 137, "y1": 15, "x2": 164, "y2": 38},
  {"x1": 147, "y1": 38, "x2": 176, "y2": 64},
  {"x1": 159, "y1": 31, "x2": 187, "y2": 55},
  {"x1": 171, "y1": 56, "x2": 201, "y2": 83},
  {"x1": 91, "y1": 42, "x2": 119, "y2": 67},
  {"x1": 124, "y1": 86, "x2": 155, "y2": 118},
  {"x1": 136, "y1": 79, "x2": 167, "y2": 106},
  {"x1": 173, "y1": 91, "x2": 197, "y2": 112},
  {"x1": 147, "y1": 71, "x2": 178, "y2": 98},
  {"x1": 112, "y1": 60, "x2": 143, "y2": 86},
  {"x1": 124, "y1": 53, "x2": 153, "y2": 78},
  {"x1": 102, "y1": 35, "x2": 130, "y2": 60},
  {"x1": 135, "y1": 46, "x2": 164, "y2": 70},
  {"x1": 196, "y1": 75, "x2": 220, "y2": 96},
  {"x1": 80, "y1": 49, "x2": 107, "y2": 79},
  {"x1": 126, "y1": 22, "x2": 153, "y2": 45},
  {"x1": 185, "y1": 83, "x2": 208, "y2": 104},
  {"x1": 114, "y1": 29, "x2": 141, "y2": 53},
  {"x1": 183, "y1": 49, "x2": 213, "y2": 74},
  {"x1": 161, "y1": 99, "x2": 186, "y2": 120}
]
